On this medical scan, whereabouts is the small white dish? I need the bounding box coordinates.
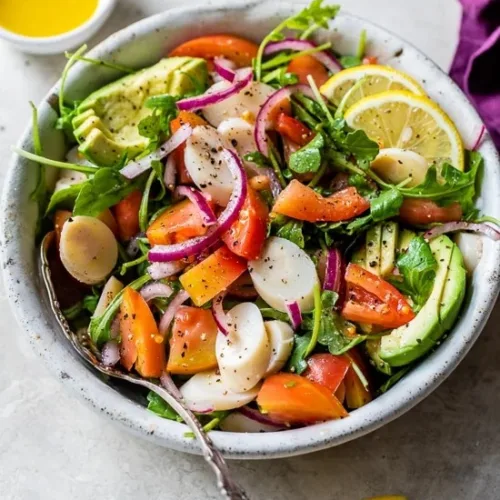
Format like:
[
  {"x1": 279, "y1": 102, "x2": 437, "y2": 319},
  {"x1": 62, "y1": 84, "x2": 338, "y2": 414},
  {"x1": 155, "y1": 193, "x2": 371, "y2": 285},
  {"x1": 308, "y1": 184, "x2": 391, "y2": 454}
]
[{"x1": 0, "y1": 0, "x2": 116, "y2": 55}]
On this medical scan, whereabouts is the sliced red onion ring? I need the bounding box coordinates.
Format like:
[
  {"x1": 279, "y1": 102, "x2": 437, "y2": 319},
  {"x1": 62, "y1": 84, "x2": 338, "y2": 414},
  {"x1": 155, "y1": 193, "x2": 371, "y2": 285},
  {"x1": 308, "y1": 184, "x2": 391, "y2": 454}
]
[
  {"x1": 264, "y1": 39, "x2": 342, "y2": 74},
  {"x1": 101, "y1": 341, "x2": 120, "y2": 367},
  {"x1": 471, "y1": 125, "x2": 486, "y2": 151},
  {"x1": 213, "y1": 56, "x2": 237, "y2": 82},
  {"x1": 212, "y1": 292, "x2": 232, "y2": 335},
  {"x1": 424, "y1": 222, "x2": 500, "y2": 242},
  {"x1": 323, "y1": 248, "x2": 346, "y2": 306},
  {"x1": 120, "y1": 124, "x2": 193, "y2": 179},
  {"x1": 176, "y1": 68, "x2": 253, "y2": 112},
  {"x1": 239, "y1": 406, "x2": 286, "y2": 429},
  {"x1": 254, "y1": 84, "x2": 322, "y2": 157},
  {"x1": 140, "y1": 282, "x2": 174, "y2": 302},
  {"x1": 285, "y1": 300, "x2": 302, "y2": 330},
  {"x1": 148, "y1": 149, "x2": 247, "y2": 262},
  {"x1": 164, "y1": 154, "x2": 177, "y2": 191},
  {"x1": 174, "y1": 185, "x2": 217, "y2": 225},
  {"x1": 148, "y1": 260, "x2": 188, "y2": 280},
  {"x1": 159, "y1": 290, "x2": 190, "y2": 336},
  {"x1": 126, "y1": 236, "x2": 141, "y2": 258}
]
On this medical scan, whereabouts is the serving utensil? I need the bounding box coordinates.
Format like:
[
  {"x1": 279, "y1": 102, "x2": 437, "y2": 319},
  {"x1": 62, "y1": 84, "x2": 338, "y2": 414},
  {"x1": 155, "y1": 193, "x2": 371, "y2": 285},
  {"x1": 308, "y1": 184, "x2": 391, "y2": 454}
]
[{"x1": 39, "y1": 232, "x2": 249, "y2": 500}]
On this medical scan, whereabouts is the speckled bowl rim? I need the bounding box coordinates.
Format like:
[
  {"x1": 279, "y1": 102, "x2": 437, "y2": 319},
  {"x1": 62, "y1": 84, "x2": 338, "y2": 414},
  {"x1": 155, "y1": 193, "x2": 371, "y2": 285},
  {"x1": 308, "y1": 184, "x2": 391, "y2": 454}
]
[{"x1": 2, "y1": 0, "x2": 500, "y2": 459}]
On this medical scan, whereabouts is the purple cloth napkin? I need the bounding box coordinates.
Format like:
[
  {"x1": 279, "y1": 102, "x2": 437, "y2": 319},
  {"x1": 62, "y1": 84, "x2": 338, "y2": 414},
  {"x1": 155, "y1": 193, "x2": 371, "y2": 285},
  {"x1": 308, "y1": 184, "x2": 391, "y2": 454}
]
[{"x1": 450, "y1": 0, "x2": 500, "y2": 148}]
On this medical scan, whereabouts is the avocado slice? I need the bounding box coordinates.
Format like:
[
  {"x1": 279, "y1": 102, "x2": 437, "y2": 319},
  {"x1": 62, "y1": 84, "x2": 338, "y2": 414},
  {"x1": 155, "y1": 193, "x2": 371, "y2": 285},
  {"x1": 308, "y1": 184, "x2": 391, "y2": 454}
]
[
  {"x1": 365, "y1": 339, "x2": 393, "y2": 375},
  {"x1": 366, "y1": 225, "x2": 382, "y2": 275},
  {"x1": 378, "y1": 235, "x2": 466, "y2": 367},
  {"x1": 72, "y1": 56, "x2": 208, "y2": 166},
  {"x1": 397, "y1": 228, "x2": 416, "y2": 253},
  {"x1": 380, "y1": 222, "x2": 399, "y2": 276}
]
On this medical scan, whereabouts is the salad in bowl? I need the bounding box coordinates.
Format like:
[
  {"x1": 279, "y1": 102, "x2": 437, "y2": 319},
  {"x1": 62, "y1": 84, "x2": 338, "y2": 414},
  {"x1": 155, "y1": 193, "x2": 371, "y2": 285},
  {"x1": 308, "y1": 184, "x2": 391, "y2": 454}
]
[{"x1": 16, "y1": 0, "x2": 498, "y2": 434}]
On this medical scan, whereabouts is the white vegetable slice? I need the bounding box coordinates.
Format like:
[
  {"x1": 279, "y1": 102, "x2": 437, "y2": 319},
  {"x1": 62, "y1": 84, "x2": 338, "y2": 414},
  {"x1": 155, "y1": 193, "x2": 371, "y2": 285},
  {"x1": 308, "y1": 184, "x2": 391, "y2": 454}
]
[
  {"x1": 180, "y1": 369, "x2": 259, "y2": 412},
  {"x1": 202, "y1": 81, "x2": 275, "y2": 127},
  {"x1": 217, "y1": 118, "x2": 258, "y2": 170},
  {"x1": 371, "y1": 148, "x2": 429, "y2": 187},
  {"x1": 216, "y1": 303, "x2": 271, "y2": 392},
  {"x1": 54, "y1": 147, "x2": 93, "y2": 193},
  {"x1": 264, "y1": 320, "x2": 294, "y2": 375},
  {"x1": 249, "y1": 237, "x2": 320, "y2": 312},
  {"x1": 219, "y1": 411, "x2": 279, "y2": 433},
  {"x1": 183, "y1": 125, "x2": 233, "y2": 206},
  {"x1": 454, "y1": 232, "x2": 483, "y2": 273},
  {"x1": 93, "y1": 276, "x2": 124, "y2": 317},
  {"x1": 59, "y1": 216, "x2": 118, "y2": 285}
]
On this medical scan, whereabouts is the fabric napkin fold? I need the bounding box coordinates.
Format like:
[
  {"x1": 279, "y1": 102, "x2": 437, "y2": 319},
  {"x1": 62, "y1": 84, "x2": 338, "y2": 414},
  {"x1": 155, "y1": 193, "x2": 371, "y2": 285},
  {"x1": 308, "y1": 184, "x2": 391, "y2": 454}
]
[{"x1": 450, "y1": 0, "x2": 500, "y2": 148}]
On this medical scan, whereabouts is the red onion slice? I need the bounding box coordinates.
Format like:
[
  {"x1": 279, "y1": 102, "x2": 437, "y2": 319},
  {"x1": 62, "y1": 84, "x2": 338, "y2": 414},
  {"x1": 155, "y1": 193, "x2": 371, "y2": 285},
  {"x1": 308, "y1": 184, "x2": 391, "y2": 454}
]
[
  {"x1": 126, "y1": 235, "x2": 141, "y2": 258},
  {"x1": 213, "y1": 57, "x2": 237, "y2": 82},
  {"x1": 140, "y1": 282, "x2": 174, "y2": 302},
  {"x1": 174, "y1": 185, "x2": 217, "y2": 225},
  {"x1": 323, "y1": 248, "x2": 346, "y2": 306},
  {"x1": 102, "y1": 341, "x2": 120, "y2": 367},
  {"x1": 159, "y1": 290, "x2": 190, "y2": 336},
  {"x1": 471, "y1": 125, "x2": 486, "y2": 151},
  {"x1": 176, "y1": 68, "x2": 253, "y2": 112},
  {"x1": 285, "y1": 300, "x2": 302, "y2": 330},
  {"x1": 164, "y1": 154, "x2": 177, "y2": 191},
  {"x1": 254, "y1": 83, "x2": 323, "y2": 157},
  {"x1": 120, "y1": 124, "x2": 193, "y2": 179},
  {"x1": 239, "y1": 406, "x2": 286, "y2": 429},
  {"x1": 148, "y1": 260, "x2": 188, "y2": 280},
  {"x1": 424, "y1": 222, "x2": 500, "y2": 241},
  {"x1": 148, "y1": 149, "x2": 247, "y2": 262},
  {"x1": 264, "y1": 39, "x2": 342, "y2": 74},
  {"x1": 212, "y1": 292, "x2": 232, "y2": 335}
]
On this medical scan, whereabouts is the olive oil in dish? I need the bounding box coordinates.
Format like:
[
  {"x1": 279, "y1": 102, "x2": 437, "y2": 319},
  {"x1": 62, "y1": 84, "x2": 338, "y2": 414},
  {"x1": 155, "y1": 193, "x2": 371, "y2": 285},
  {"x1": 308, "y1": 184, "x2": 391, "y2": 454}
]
[{"x1": 0, "y1": 0, "x2": 98, "y2": 37}]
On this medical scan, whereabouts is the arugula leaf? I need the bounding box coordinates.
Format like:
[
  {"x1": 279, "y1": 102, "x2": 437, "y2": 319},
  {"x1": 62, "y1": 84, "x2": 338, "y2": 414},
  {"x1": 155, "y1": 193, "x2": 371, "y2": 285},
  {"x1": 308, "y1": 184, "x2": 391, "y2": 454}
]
[
  {"x1": 287, "y1": 333, "x2": 312, "y2": 374},
  {"x1": 348, "y1": 173, "x2": 378, "y2": 198},
  {"x1": 243, "y1": 151, "x2": 271, "y2": 168},
  {"x1": 344, "y1": 129, "x2": 379, "y2": 165},
  {"x1": 147, "y1": 391, "x2": 183, "y2": 422},
  {"x1": 64, "y1": 49, "x2": 135, "y2": 74},
  {"x1": 289, "y1": 133, "x2": 325, "y2": 174},
  {"x1": 371, "y1": 189, "x2": 403, "y2": 222},
  {"x1": 393, "y1": 235, "x2": 437, "y2": 309},
  {"x1": 339, "y1": 55, "x2": 362, "y2": 68},
  {"x1": 255, "y1": 0, "x2": 340, "y2": 80},
  {"x1": 150, "y1": 159, "x2": 166, "y2": 200},
  {"x1": 73, "y1": 168, "x2": 142, "y2": 217},
  {"x1": 276, "y1": 220, "x2": 306, "y2": 248},
  {"x1": 379, "y1": 365, "x2": 412, "y2": 394},
  {"x1": 45, "y1": 182, "x2": 85, "y2": 214},
  {"x1": 138, "y1": 94, "x2": 178, "y2": 150},
  {"x1": 145, "y1": 94, "x2": 177, "y2": 110}
]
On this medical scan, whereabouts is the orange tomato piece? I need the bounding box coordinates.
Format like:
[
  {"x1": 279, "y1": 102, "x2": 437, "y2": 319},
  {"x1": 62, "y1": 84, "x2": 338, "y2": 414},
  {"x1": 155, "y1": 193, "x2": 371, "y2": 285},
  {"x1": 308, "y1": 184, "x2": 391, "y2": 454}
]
[
  {"x1": 146, "y1": 199, "x2": 214, "y2": 246},
  {"x1": 112, "y1": 190, "x2": 142, "y2": 242},
  {"x1": 179, "y1": 245, "x2": 247, "y2": 306},
  {"x1": 399, "y1": 199, "x2": 462, "y2": 225},
  {"x1": 362, "y1": 56, "x2": 379, "y2": 65},
  {"x1": 119, "y1": 287, "x2": 166, "y2": 378},
  {"x1": 344, "y1": 348, "x2": 373, "y2": 409},
  {"x1": 257, "y1": 373, "x2": 348, "y2": 424},
  {"x1": 335, "y1": 381, "x2": 346, "y2": 403},
  {"x1": 167, "y1": 306, "x2": 218, "y2": 374},
  {"x1": 276, "y1": 113, "x2": 314, "y2": 147},
  {"x1": 169, "y1": 35, "x2": 259, "y2": 67},
  {"x1": 221, "y1": 186, "x2": 269, "y2": 260},
  {"x1": 342, "y1": 264, "x2": 415, "y2": 328},
  {"x1": 54, "y1": 210, "x2": 72, "y2": 244},
  {"x1": 170, "y1": 111, "x2": 208, "y2": 184},
  {"x1": 304, "y1": 353, "x2": 351, "y2": 393},
  {"x1": 287, "y1": 55, "x2": 329, "y2": 86},
  {"x1": 273, "y1": 180, "x2": 370, "y2": 223}
]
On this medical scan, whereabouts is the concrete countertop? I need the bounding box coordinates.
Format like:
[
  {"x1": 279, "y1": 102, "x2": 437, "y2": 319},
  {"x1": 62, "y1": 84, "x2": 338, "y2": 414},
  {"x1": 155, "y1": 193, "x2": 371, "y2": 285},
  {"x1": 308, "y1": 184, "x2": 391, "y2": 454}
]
[{"x1": 2, "y1": 1, "x2": 498, "y2": 499}]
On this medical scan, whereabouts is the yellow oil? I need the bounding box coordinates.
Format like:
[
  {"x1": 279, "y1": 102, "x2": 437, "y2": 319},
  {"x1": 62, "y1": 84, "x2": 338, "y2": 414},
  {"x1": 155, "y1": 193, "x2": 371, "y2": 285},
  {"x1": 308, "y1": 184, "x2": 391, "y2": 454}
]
[{"x1": 0, "y1": 0, "x2": 99, "y2": 38}]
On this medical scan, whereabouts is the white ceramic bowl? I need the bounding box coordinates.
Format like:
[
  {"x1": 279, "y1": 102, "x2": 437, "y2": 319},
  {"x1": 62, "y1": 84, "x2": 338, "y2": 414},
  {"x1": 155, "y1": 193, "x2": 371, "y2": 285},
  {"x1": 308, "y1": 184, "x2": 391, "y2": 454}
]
[
  {"x1": 0, "y1": 0, "x2": 116, "y2": 55},
  {"x1": 2, "y1": 0, "x2": 500, "y2": 459}
]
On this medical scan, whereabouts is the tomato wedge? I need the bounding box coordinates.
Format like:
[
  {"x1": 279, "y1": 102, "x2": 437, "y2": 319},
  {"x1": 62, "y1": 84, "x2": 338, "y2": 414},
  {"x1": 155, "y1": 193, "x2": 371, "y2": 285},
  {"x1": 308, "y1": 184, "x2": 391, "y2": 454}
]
[
  {"x1": 399, "y1": 199, "x2": 462, "y2": 225},
  {"x1": 146, "y1": 198, "x2": 214, "y2": 246},
  {"x1": 304, "y1": 353, "x2": 351, "y2": 393},
  {"x1": 170, "y1": 111, "x2": 208, "y2": 184},
  {"x1": 257, "y1": 373, "x2": 348, "y2": 424},
  {"x1": 342, "y1": 263, "x2": 415, "y2": 328},
  {"x1": 287, "y1": 55, "x2": 329, "y2": 87},
  {"x1": 276, "y1": 113, "x2": 314, "y2": 147},
  {"x1": 273, "y1": 180, "x2": 370, "y2": 223},
  {"x1": 112, "y1": 190, "x2": 142, "y2": 241},
  {"x1": 169, "y1": 35, "x2": 259, "y2": 67},
  {"x1": 222, "y1": 186, "x2": 269, "y2": 260},
  {"x1": 167, "y1": 306, "x2": 218, "y2": 374},
  {"x1": 344, "y1": 348, "x2": 373, "y2": 409},
  {"x1": 119, "y1": 287, "x2": 166, "y2": 378},
  {"x1": 179, "y1": 245, "x2": 247, "y2": 306}
]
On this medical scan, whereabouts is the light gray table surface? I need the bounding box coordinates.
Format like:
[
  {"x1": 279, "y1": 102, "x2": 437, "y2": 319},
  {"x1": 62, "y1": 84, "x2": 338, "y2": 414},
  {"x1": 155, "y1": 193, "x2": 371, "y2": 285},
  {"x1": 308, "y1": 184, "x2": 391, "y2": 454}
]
[{"x1": 1, "y1": 1, "x2": 499, "y2": 499}]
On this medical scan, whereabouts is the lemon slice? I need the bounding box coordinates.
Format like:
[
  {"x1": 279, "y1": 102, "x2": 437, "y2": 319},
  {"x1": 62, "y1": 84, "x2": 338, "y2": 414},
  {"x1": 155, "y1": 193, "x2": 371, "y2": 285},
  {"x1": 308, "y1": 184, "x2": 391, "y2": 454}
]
[
  {"x1": 320, "y1": 65, "x2": 425, "y2": 109},
  {"x1": 344, "y1": 90, "x2": 464, "y2": 171}
]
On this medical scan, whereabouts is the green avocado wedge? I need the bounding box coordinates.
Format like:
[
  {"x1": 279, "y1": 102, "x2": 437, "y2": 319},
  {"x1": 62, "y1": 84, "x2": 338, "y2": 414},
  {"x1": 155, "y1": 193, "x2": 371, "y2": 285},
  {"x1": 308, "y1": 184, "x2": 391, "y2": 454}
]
[
  {"x1": 72, "y1": 57, "x2": 208, "y2": 166},
  {"x1": 378, "y1": 235, "x2": 467, "y2": 367}
]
